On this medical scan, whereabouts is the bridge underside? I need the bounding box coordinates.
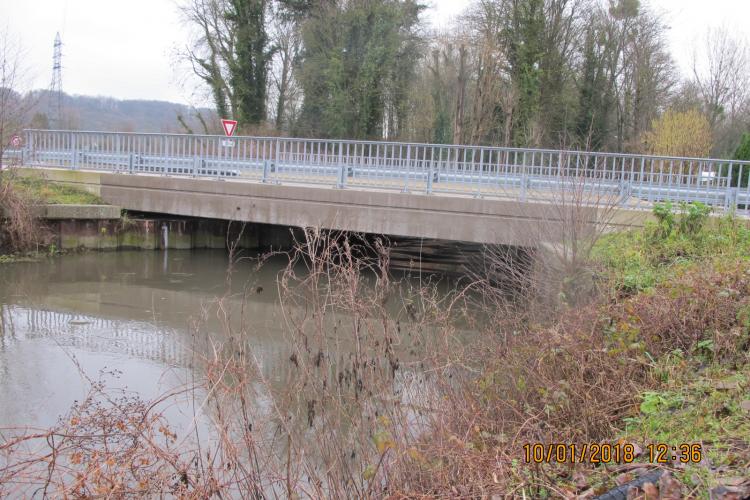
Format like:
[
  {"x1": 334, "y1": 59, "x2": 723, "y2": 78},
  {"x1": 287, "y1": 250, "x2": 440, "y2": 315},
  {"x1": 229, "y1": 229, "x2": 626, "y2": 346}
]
[{"x1": 19, "y1": 167, "x2": 649, "y2": 247}]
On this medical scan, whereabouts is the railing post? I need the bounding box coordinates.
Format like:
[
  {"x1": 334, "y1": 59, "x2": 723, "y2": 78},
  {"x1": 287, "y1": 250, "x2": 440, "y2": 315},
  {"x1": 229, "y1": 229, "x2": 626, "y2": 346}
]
[
  {"x1": 520, "y1": 153, "x2": 528, "y2": 202},
  {"x1": 475, "y1": 148, "x2": 484, "y2": 198},
  {"x1": 337, "y1": 142, "x2": 345, "y2": 188},
  {"x1": 26, "y1": 129, "x2": 32, "y2": 154},
  {"x1": 72, "y1": 133, "x2": 78, "y2": 170},
  {"x1": 337, "y1": 162, "x2": 346, "y2": 188},
  {"x1": 23, "y1": 130, "x2": 31, "y2": 165},
  {"x1": 262, "y1": 160, "x2": 270, "y2": 183},
  {"x1": 618, "y1": 179, "x2": 632, "y2": 206},
  {"x1": 192, "y1": 156, "x2": 200, "y2": 177},
  {"x1": 275, "y1": 138, "x2": 281, "y2": 179},
  {"x1": 162, "y1": 136, "x2": 168, "y2": 177},
  {"x1": 402, "y1": 144, "x2": 411, "y2": 193},
  {"x1": 726, "y1": 187, "x2": 738, "y2": 212},
  {"x1": 426, "y1": 146, "x2": 435, "y2": 194},
  {"x1": 128, "y1": 153, "x2": 134, "y2": 174}
]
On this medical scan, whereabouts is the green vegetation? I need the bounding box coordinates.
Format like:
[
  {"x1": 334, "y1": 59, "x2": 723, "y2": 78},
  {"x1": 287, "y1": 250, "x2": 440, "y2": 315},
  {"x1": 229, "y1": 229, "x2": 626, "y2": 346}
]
[
  {"x1": 626, "y1": 364, "x2": 749, "y2": 453},
  {"x1": 9, "y1": 176, "x2": 103, "y2": 205},
  {"x1": 295, "y1": 0, "x2": 423, "y2": 139},
  {"x1": 730, "y1": 133, "x2": 750, "y2": 188},
  {"x1": 592, "y1": 206, "x2": 750, "y2": 495},
  {"x1": 734, "y1": 133, "x2": 750, "y2": 162},
  {"x1": 594, "y1": 201, "x2": 750, "y2": 294}
]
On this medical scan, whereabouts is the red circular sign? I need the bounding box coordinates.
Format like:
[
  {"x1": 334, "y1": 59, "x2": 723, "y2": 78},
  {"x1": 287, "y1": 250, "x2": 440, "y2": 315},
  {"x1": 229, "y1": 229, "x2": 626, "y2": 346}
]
[{"x1": 10, "y1": 135, "x2": 21, "y2": 148}]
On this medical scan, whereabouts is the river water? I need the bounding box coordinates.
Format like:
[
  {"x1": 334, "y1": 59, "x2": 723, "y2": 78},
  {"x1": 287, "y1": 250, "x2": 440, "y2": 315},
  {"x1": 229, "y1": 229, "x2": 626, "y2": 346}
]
[
  {"x1": 0, "y1": 250, "x2": 464, "y2": 432},
  {"x1": 0, "y1": 251, "x2": 232, "y2": 430}
]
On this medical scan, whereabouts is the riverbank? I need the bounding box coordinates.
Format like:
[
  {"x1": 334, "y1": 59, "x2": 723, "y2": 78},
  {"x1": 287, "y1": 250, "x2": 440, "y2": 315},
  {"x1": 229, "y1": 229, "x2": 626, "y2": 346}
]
[
  {"x1": 1, "y1": 170, "x2": 119, "y2": 260},
  {"x1": 0, "y1": 170, "x2": 261, "y2": 258},
  {"x1": 393, "y1": 203, "x2": 750, "y2": 498}
]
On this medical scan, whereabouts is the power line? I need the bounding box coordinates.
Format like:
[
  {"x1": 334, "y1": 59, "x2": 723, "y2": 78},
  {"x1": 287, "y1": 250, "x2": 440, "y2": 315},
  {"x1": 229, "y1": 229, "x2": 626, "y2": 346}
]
[{"x1": 50, "y1": 32, "x2": 63, "y2": 128}]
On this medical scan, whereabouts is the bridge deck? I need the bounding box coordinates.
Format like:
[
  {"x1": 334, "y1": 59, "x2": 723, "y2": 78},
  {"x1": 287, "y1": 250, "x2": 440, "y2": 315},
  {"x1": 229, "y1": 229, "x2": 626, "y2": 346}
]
[
  {"x1": 3, "y1": 130, "x2": 750, "y2": 244},
  {"x1": 4, "y1": 129, "x2": 749, "y2": 216}
]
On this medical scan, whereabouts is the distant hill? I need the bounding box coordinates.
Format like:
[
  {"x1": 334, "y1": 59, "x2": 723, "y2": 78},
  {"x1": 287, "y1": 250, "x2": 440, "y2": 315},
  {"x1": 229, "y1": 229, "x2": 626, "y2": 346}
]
[{"x1": 25, "y1": 90, "x2": 220, "y2": 134}]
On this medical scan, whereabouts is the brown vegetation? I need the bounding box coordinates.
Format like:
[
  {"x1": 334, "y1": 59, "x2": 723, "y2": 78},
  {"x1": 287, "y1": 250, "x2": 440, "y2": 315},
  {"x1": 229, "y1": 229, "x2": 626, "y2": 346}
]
[
  {"x1": 0, "y1": 169, "x2": 50, "y2": 253},
  {"x1": 393, "y1": 258, "x2": 750, "y2": 496}
]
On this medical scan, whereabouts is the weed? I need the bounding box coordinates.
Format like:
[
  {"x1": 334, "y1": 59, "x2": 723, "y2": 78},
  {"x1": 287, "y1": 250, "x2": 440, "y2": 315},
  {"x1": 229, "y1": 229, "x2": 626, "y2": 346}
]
[
  {"x1": 679, "y1": 201, "x2": 711, "y2": 235},
  {"x1": 624, "y1": 364, "x2": 750, "y2": 471},
  {"x1": 653, "y1": 201, "x2": 676, "y2": 237}
]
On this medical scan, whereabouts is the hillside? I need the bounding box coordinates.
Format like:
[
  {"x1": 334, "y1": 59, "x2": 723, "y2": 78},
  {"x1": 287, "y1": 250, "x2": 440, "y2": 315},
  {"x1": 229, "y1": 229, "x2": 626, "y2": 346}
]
[{"x1": 25, "y1": 90, "x2": 219, "y2": 134}]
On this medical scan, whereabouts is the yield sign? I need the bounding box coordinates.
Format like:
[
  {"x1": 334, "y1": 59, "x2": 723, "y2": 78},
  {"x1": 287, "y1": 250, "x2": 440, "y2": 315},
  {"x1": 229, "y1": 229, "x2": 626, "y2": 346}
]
[{"x1": 221, "y1": 119, "x2": 238, "y2": 137}]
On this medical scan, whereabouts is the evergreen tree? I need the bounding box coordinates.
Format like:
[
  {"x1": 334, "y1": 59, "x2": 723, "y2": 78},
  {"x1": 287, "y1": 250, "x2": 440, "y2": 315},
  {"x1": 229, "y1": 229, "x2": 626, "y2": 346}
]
[
  {"x1": 731, "y1": 132, "x2": 750, "y2": 187},
  {"x1": 576, "y1": 26, "x2": 612, "y2": 150},
  {"x1": 184, "y1": 0, "x2": 274, "y2": 128},
  {"x1": 227, "y1": 0, "x2": 274, "y2": 125},
  {"x1": 295, "y1": 0, "x2": 423, "y2": 139},
  {"x1": 503, "y1": 0, "x2": 545, "y2": 146}
]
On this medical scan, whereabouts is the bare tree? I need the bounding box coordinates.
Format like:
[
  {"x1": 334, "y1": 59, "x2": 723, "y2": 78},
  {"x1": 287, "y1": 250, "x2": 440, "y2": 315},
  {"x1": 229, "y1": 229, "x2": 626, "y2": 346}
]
[
  {"x1": 464, "y1": 0, "x2": 507, "y2": 145},
  {"x1": 181, "y1": 0, "x2": 236, "y2": 120},
  {"x1": 0, "y1": 29, "x2": 33, "y2": 165},
  {"x1": 268, "y1": 5, "x2": 301, "y2": 132},
  {"x1": 692, "y1": 27, "x2": 750, "y2": 135}
]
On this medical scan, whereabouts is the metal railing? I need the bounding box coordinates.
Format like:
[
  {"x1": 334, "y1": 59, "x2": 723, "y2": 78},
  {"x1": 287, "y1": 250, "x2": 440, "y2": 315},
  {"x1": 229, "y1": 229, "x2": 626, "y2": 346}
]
[{"x1": 10, "y1": 129, "x2": 750, "y2": 214}]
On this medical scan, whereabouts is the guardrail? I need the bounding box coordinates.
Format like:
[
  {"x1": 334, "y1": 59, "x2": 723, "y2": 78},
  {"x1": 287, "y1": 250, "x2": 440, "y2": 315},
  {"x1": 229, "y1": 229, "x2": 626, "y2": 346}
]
[{"x1": 9, "y1": 129, "x2": 750, "y2": 214}]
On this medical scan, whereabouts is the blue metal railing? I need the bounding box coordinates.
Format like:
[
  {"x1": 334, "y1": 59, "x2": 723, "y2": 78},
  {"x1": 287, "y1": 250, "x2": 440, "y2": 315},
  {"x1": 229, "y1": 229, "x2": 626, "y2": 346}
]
[{"x1": 6, "y1": 129, "x2": 750, "y2": 214}]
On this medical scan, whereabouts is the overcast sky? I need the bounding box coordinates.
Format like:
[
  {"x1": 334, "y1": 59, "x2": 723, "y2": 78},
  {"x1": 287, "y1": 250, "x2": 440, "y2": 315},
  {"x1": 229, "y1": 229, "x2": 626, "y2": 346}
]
[{"x1": 2, "y1": 0, "x2": 748, "y2": 107}]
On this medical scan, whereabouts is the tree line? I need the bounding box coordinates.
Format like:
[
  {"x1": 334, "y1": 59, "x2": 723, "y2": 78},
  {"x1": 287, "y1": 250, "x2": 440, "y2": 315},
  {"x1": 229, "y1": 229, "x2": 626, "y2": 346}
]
[{"x1": 8, "y1": 0, "x2": 744, "y2": 160}]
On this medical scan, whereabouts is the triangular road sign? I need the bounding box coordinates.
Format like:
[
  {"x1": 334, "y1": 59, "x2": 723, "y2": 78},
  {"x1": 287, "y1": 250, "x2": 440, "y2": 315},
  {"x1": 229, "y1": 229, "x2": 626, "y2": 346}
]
[{"x1": 221, "y1": 119, "x2": 238, "y2": 137}]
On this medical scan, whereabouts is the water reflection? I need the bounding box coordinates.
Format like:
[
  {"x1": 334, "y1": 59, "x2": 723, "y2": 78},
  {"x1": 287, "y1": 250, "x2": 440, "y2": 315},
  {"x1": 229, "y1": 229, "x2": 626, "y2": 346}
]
[
  {"x1": 0, "y1": 250, "x2": 287, "y2": 428},
  {"x1": 0, "y1": 250, "x2": 465, "y2": 430},
  {"x1": 0, "y1": 249, "x2": 485, "y2": 497}
]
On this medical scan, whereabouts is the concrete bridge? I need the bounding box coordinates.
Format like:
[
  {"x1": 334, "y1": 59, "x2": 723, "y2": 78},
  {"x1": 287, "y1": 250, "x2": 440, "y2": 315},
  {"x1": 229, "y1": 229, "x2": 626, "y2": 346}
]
[{"x1": 6, "y1": 129, "x2": 750, "y2": 245}]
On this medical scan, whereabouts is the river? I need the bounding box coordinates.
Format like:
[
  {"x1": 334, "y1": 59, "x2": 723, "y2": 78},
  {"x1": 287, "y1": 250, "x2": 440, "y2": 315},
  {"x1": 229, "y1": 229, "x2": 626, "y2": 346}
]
[
  {"x1": 0, "y1": 250, "x2": 468, "y2": 430},
  {"x1": 0, "y1": 249, "x2": 487, "y2": 496}
]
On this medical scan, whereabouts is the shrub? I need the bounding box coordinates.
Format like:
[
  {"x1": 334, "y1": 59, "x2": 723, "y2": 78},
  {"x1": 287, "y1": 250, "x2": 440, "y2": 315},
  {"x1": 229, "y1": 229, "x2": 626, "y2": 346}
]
[
  {"x1": 677, "y1": 201, "x2": 711, "y2": 235},
  {"x1": 642, "y1": 109, "x2": 712, "y2": 158},
  {"x1": 652, "y1": 201, "x2": 675, "y2": 238}
]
